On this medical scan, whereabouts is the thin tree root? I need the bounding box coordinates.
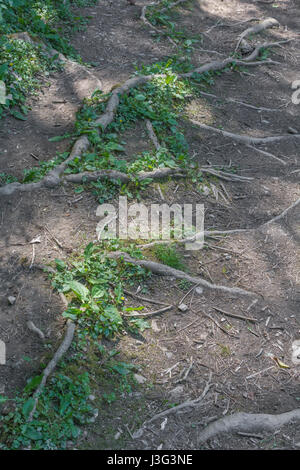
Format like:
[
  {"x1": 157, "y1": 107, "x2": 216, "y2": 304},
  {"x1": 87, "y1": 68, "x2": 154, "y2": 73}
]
[
  {"x1": 197, "y1": 408, "x2": 300, "y2": 444},
  {"x1": 146, "y1": 119, "x2": 161, "y2": 150},
  {"x1": 140, "y1": 1, "x2": 177, "y2": 46},
  {"x1": 133, "y1": 372, "x2": 213, "y2": 438},
  {"x1": 138, "y1": 196, "x2": 300, "y2": 250},
  {"x1": 198, "y1": 90, "x2": 280, "y2": 112},
  {"x1": 192, "y1": 121, "x2": 299, "y2": 164},
  {"x1": 26, "y1": 321, "x2": 45, "y2": 340},
  {"x1": 107, "y1": 252, "x2": 257, "y2": 297},
  {"x1": 123, "y1": 305, "x2": 172, "y2": 318},
  {"x1": 27, "y1": 319, "x2": 75, "y2": 422}
]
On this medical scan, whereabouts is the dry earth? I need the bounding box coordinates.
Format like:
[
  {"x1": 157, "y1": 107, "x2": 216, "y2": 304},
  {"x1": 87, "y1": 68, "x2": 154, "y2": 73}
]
[{"x1": 0, "y1": 0, "x2": 299, "y2": 450}]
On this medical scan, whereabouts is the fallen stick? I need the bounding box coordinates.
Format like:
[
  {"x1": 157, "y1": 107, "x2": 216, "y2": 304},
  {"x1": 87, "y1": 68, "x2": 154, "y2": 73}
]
[
  {"x1": 204, "y1": 313, "x2": 239, "y2": 338},
  {"x1": 108, "y1": 252, "x2": 257, "y2": 297},
  {"x1": 197, "y1": 408, "x2": 300, "y2": 445},
  {"x1": 174, "y1": 356, "x2": 193, "y2": 383}
]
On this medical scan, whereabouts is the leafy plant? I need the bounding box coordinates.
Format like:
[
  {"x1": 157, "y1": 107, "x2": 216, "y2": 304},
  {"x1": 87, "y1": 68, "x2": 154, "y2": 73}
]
[{"x1": 154, "y1": 244, "x2": 186, "y2": 270}]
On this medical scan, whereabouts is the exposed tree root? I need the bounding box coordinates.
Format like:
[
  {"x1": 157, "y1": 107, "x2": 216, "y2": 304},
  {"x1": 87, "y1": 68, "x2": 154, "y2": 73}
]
[
  {"x1": 262, "y1": 197, "x2": 300, "y2": 226},
  {"x1": 26, "y1": 320, "x2": 45, "y2": 340},
  {"x1": 64, "y1": 166, "x2": 251, "y2": 185},
  {"x1": 192, "y1": 121, "x2": 299, "y2": 164},
  {"x1": 193, "y1": 121, "x2": 300, "y2": 145},
  {"x1": 133, "y1": 372, "x2": 213, "y2": 438},
  {"x1": 138, "y1": 196, "x2": 300, "y2": 249},
  {"x1": 236, "y1": 18, "x2": 280, "y2": 51},
  {"x1": 24, "y1": 264, "x2": 75, "y2": 423},
  {"x1": 28, "y1": 319, "x2": 75, "y2": 422},
  {"x1": 246, "y1": 144, "x2": 287, "y2": 165},
  {"x1": 140, "y1": 1, "x2": 177, "y2": 46},
  {"x1": 146, "y1": 119, "x2": 161, "y2": 150},
  {"x1": 197, "y1": 409, "x2": 300, "y2": 445},
  {"x1": 107, "y1": 252, "x2": 257, "y2": 297},
  {"x1": 0, "y1": 40, "x2": 287, "y2": 197},
  {"x1": 198, "y1": 90, "x2": 280, "y2": 112}
]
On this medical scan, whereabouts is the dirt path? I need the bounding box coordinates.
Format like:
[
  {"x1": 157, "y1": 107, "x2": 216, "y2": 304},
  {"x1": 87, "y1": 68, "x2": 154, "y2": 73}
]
[{"x1": 0, "y1": 0, "x2": 299, "y2": 450}]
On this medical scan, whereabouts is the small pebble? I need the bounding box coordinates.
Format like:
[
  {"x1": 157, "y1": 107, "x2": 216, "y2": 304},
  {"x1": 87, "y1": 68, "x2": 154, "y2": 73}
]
[
  {"x1": 8, "y1": 296, "x2": 16, "y2": 305},
  {"x1": 178, "y1": 303, "x2": 189, "y2": 312}
]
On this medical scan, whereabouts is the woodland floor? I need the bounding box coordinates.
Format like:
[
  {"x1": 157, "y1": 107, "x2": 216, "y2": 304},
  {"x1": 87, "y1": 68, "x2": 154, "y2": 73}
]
[{"x1": 0, "y1": 0, "x2": 300, "y2": 450}]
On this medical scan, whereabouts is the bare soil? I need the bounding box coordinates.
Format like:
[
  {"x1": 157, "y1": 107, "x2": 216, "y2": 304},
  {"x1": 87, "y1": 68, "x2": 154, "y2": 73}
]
[{"x1": 0, "y1": 0, "x2": 299, "y2": 450}]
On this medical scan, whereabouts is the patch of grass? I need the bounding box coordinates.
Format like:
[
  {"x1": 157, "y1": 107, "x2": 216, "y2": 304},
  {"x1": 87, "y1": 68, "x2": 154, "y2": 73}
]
[
  {"x1": 0, "y1": 0, "x2": 98, "y2": 118},
  {"x1": 154, "y1": 244, "x2": 186, "y2": 271},
  {"x1": 51, "y1": 242, "x2": 149, "y2": 342},
  {"x1": 0, "y1": 241, "x2": 151, "y2": 450},
  {"x1": 0, "y1": 172, "x2": 18, "y2": 185},
  {"x1": 0, "y1": 372, "x2": 93, "y2": 450},
  {"x1": 146, "y1": 0, "x2": 201, "y2": 52}
]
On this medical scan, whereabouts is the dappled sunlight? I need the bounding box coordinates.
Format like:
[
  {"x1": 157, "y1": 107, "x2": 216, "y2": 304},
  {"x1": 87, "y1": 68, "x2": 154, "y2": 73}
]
[{"x1": 0, "y1": 0, "x2": 300, "y2": 451}]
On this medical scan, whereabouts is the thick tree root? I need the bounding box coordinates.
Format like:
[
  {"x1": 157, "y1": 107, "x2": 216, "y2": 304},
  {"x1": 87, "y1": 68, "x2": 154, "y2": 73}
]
[
  {"x1": 64, "y1": 166, "x2": 251, "y2": 185},
  {"x1": 197, "y1": 409, "x2": 300, "y2": 445},
  {"x1": 236, "y1": 18, "x2": 280, "y2": 51},
  {"x1": 0, "y1": 41, "x2": 287, "y2": 197},
  {"x1": 107, "y1": 252, "x2": 257, "y2": 297}
]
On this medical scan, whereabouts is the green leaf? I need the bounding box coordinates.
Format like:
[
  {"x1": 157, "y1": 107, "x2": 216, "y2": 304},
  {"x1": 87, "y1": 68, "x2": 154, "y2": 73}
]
[
  {"x1": 135, "y1": 94, "x2": 146, "y2": 101},
  {"x1": 62, "y1": 311, "x2": 77, "y2": 321},
  {"x1": 91, "y1": 285, "x2": 105, "y2": 299},
  {"x1": 22, "y1": 398, "x2": 35, "y2": 419},
  {"x1": 84, "y1": 242, "x2": 94, "y2": 260},
  {"x1": 10, "y1": 109, "x2": 27, "y2": 121},
  {"x1": 55, "y1": 258, "x2": 66, "y2": 271},
  {"x1": 67, "y1": 280, "x2": 90, "y2": 302},
  {"x1": 48, "y1": 134, "x2": 72, "y2": 142},
  {"x1": 23, "y1": 427, "x2": 43, "y2": 441},
  {"x1": 24, "y1": 375, "x2": 43, "y2": 393}
]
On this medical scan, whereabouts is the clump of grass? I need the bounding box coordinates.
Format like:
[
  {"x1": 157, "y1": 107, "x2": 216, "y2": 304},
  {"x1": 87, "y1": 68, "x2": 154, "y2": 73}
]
[{"x1": 154, "y1": 244, "x2": 186, "y2": 271}]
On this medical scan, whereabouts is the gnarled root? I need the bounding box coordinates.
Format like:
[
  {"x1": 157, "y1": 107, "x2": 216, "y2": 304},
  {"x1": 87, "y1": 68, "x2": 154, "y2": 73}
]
[
  {"x1": 197, "y1": 409, "x2": 300, "y2": 445},
  {"x1": 107, "y1": 252, "x2": 257, "y2": 297}
]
